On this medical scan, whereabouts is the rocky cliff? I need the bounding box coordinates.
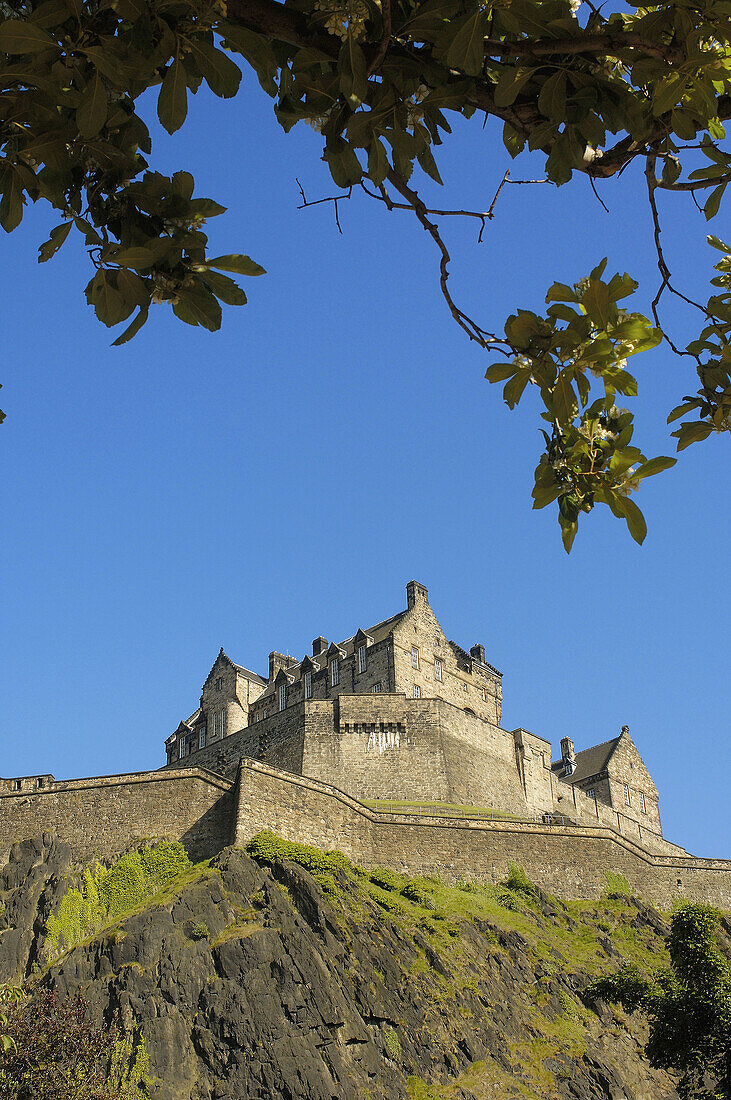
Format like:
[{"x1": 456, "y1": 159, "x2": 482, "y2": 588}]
[{"x1": 0, "y1": 833, "x2": 681, "y2": 1100}]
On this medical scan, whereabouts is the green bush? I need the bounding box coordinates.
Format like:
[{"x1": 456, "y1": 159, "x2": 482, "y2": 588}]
[
  {"x1": 189, "y1": 922, "x2": 209, "y2": 941},
  {"x1": 46, "y1": 841, "x2": 194, "y2": 952},
  {"x1": 504, "y1": 863, "x2": 539, "y2": 898},
  {"x1": 369, "y1": 868, "x2": 402, "y2": 892},
  {"x1": 494, "y1": 887, "x2": 523, "y2": 912},
  {"x1": 400, "y1": 881, "x2": 436, "y2": 909},
  {"x1": 246, "y1": 831, "x2": 354, "y2": 893},
  {"x1": 603, "y1": 871, "x2": 631, "y2": 900}
]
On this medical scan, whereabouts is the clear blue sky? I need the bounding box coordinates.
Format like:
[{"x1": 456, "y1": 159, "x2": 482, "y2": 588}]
[{"x1": 1, "y1": 74, "x2": 728, "y2": 858}]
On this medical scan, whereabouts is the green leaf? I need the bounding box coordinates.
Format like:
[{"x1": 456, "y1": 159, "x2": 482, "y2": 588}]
[
  {"x1": 157, "y1": 60, "x2": 188, "y2": 134},
  {"x1": 671, "y1": 420, "x2": 714, "y2": 450},
  {"x1": 338, "y1": 39, "x2": 368, "y2": 108},
  {"x1": 112, "y1": 247, "x2": 155, "y2": 269},
  {"x1": 538, "y1": 72, "x2": 566, "y2": 123},
  {"x1": 546, "y1": 282, "x2": 578, "y2": 304},
  {"x1": 37, "y1": 220, "x2": 72, "y2": 262},
  {"x1": 622, "y1": 497, "x2": 647, "y2": 545},
  {"x1": 0, "y1": 19, "x2": 58, "y2": 54},
  {"x1": 581, "y1": 279, "x2": 612, "y2": 329},
  {"x1": 0, "y1": 170, "x2": 24, "y2": 232},
  {"x1": 416, "y1": 144, "x2": 442, "y2": 184},
  {"x1": 704, "y1": 182, "x2": 726, "y2": 221},
  {"x1": 206, "y1": 254, "x2": 265, "y2": 276},
  {"x1": 367, "y1": 138, "x2": 388, "y2": 186},
  {"x1": 200, "y1": 270, "x2": 247, "y2": 305},
  {"x1": 632, "y1": 456, "x2": 676, "y2": 480},
  {"x1": 189, "y1": 198, "x2": 227, "y2": 218},
  {"x1": 111, "y1": 306, "x2": 149, "y2": 346},
  {"x1": 666, "y1": 400, "x2": 699, "y2": 424},
  {"x1": 560, "y1": 516, "x2": 578, "y2": 553},
  {"x1": 653, "y1": 74, "x2": 686, "y2": 117},
  {"x1": 443, "y1": 10, "x2": 486, "y2": 76},
  {"x1": 324, "y1": 138, "x2": 363, "y2": 187},
  {"x1": 187, "y1": 40, "x2": 241, "y2": 99},
  {"x1": 173, "y1": 284, "x2": 222, "y2": 330},
  {"x1": 86, "y1": 270, "x2": 134, "y2": 326},
  {"x1": 219, "y1": 22, "x2": 277, "y2": 96},
  {"x1": 485, "y1": 362, "x2": 517, "y2": 383},
  {"x1": 494, "y1": 67, "x2": 534, "y2": 109},
  {"x1": 552, "y1": 372, "x2": 577, "y2": 424},
  {"x1": 76, "y1": 71, "x2": 108, "y2": 139}
]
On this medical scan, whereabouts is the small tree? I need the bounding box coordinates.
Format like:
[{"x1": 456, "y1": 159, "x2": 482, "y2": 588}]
[
  {"x1": 0, "y1": 987, "x2": 149, "y2": 1100},
  {"x1": 588, "y1": 902, "x2": 731, "y2": 1099}
]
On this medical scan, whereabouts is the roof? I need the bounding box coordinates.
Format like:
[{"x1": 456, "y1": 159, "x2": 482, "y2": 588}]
[
  {"x1": 552, "y1": 736, "x2": 619, "y2": 784},
  {"x1": 254, "y1": 608, "x2": 409, "y2": 702}
]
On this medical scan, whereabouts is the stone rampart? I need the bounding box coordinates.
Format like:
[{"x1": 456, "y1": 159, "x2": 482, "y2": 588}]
[
  {"x1": 0, "y1": 768, "x2": 233, "y2": 863},
  {"x1": 233, "y1": 759, "x2": 731, "y2": 910}
]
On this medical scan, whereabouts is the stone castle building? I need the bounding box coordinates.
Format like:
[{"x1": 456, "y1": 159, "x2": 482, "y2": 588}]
[{"x1": 164, "y1": 581, "x2": 666, "y2": 851}]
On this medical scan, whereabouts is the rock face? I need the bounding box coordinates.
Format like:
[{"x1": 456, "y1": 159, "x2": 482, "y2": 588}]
[{"x1": 0, "y1": 836, "x2": 680, "y2": 1100}]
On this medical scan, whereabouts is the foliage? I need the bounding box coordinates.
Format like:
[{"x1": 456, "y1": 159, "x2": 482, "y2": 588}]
[
  {"x1": 0, "y1": 987, "x2": 149, "y2": 1100},
  {"x1": 0, "y1": 987, "x2": 22, "y2": 1056},
  {"x1": 189, "y1": 921, "x2": 209, "y2": 940},
  {"x1": 46, "y1": 840, "x2": 193, "y2": 951},
  {"x1": 585, "y1": 902, "x2": 731, "y2": 1099},
  {"x1": 504, "y1": 862, "x2": 539, "y2": 898},
  {"x1": 1, "y1": 0, "x2": 730, "y2": 542},
  {"x1": 603, "y1": 871, "x2": 631, "y2": 900},
  {"x1": 368, "y1": 867, "x2": 402, "y2": 892},
  {"x1": 400, "y1": 879, "x2": 436, "y2": 909},
  {"x1": 246, "y1": 830, "x2": 356, "y2": 894}
]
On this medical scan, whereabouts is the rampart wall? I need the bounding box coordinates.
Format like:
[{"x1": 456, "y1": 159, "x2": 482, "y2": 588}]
[
  {"x1": 0, "y1": 769, "x2": 233, "y2": 863},
  {"x1": 234, "y1": 759, "x2": 731, "y2": 910}
]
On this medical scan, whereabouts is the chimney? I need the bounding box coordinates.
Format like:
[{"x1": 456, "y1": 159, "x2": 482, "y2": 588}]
[
  {"x1": 406, "y1": 580, "x2": 428, "y2": 609},
  {"x1": 312, "y1": 636, "x2": 328, "y2": 657},
  {"x1": 560, "y1": 737, "x2": 576, "y2": 774},
  {"x1": 268, "y1": 651, "x2": 290, "y2": 682},
  {"x1": 470, "y1": 643, "x2": 486, "y2": 664}
]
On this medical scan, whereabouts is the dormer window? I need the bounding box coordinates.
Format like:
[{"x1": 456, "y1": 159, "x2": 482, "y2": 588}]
[
  {"x1": 179, "y1": 738, "x2": 187, "y2": 759},
  {"x1": 212, "y1": 712, "x2": 219, "y2": 740},
  {"x1": 639, "y1": 791, "x2": 646, "y2": 813},
  {"x1": 220, "y1": 709, "x2": 227, "y2": 736},
  {"x1": 215, "y1": 677, "x2": 223, "y2": 690},
  {"x1": 199, "y1": 726, "x2": 207, "y2": 750},
  {"x1": 330, "y1": 658, "x2": 339, "y2": 686},
  {"x1": 278, "y1": 683, "x2": 287, "y2": 711},
  {"x1": 412, "y1": 646, "x2": 419, "y2": 669},
  {"x1": 304, "y1": 671, "x2": 312, "y2": 699},
  {"x1": 358, "y1": 645, "x2": 367, "y2": 674},
  {"x1": 623, "y1": 783, "x2": 631, "y2": 805},
  {"x1": 434, "y1": 658, "x2": 442, "y2": 682}
]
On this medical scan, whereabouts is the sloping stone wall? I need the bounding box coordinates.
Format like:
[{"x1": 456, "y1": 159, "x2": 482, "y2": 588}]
[
  {"x1": 0, "y1": 769, "x2": 234, "y2": 863},
  {"x1": 233, "y1": 759, "x2": 731, "y2": 910}
]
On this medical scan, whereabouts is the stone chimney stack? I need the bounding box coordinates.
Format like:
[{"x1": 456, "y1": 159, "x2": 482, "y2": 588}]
[
  {"x1": 312, "y1": 636, "x2": 328, "y2": 657},
  {"x1": 406, "y1": 580, "x2": 429, "y2": 609},
  {"x1": 470, "y1": 644, "x2": 486, "y2": 664},
  {"x1": 560, "y1": 737, "x2": 576, "y2": 774},
  {"x1": 268, "y1": 652, "x2": 291, "y2": 682}
]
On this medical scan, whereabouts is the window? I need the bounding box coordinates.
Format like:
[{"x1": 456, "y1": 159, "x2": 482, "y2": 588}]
[
  {"x1": 304, "y1": 671, "x2": 312, "y2": 699},
  {"x1": 330, "y1": 658, "x2": 339, "y2": 686},
  {"x1": 278, "y1": 683, "x2": 286, "y2": 711},
  {"x1": 37, "y1": 778, "x2": 45, "y2": 788},
  {"x1": 358, "y1": 645, "x2": 367, "y2": 674},
  {"x1": 434, "y1": 657, "x2": 442, "y2": 681},
  {"x1": 372, "y1": 682, "x2": 382, "y2": 693},
  {"x1": 221, "y1": 709, "x2": 227, "y2": 736},
  {"x1": 13, "y1": 779, "x2": 21, "y2": 791},
  {"x1": 588, "y1": 787, "x2": 595, "y2": 799},
  {"x1": 481, "y1": 686, "x2": 486, "y2": 701},
  {"x1": 639, "y1": 791, "x2": 646, "y2": 814},
  {"x1": 623, "y1": 783, "x2": 630, "y2": 805},
  {"x1": 199, "y1": 726, "x2": 207, "y2": 750},
  {"x1": 215, "y1": 677, "x2": 223, "y2": 690},
  {"x1": 179, "y1": 738, "x2": 186, "y2": 759},
  {"x1": 411, "y1": 646, "x2": 419, "y2": 669},
  {"x1": 413, "y1": 684, "x2": 421, "y2": 698},
  {"x1": 212, "y1": 711, "x2": 219, "y2": 740}
]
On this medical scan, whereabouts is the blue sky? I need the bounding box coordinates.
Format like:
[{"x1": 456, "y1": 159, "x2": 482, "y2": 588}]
[{"x1": 1, "y1": 74, "x2": 729, "y2": 859}]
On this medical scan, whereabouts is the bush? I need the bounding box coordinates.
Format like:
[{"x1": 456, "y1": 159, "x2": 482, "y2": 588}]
[
  {"x1": 494, "y1": 888, "x2": 523, "y2": 912},
  {"x1": 0, "y1": 988, "x2": 150, "y2": 1100},
  {"x1": 368, "y1": 868, "x2": 402, "y2": 892},
  {"x1": 189, "y1": 922, "x2": 209, "y2": 941},
  {"x1": 603, "y1": 871, "x2": 631, "y2": 900},
  {"x1": 400, "y1": 881, "x2": 436, "y2": 909},
  {"x1": 504, "y1": 863, "x2": 539, "y2": 898},
  {"x1": 46, "y1": 842, "x2": 194, "y2": 952},
  {"x1": 246, "y1": 831, "x2": 354, "y2": 893}
]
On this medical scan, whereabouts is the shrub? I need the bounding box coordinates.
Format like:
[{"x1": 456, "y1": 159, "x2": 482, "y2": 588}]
[
  {"x1": 369, "y1": 867, "x2": 402, "y2": 892},
  {"x1": 0, "y1": 988, "x2": 150, "y2": 1100},
  {"x1": 189, "y1": 922, "x2": 209, "y2": 941},
  {"x1": 504, "y1": 863, "x2": 539, "y2": 898},
  {"x1": 246, "y1": 831, "x2": 354, "y2": 894},
  {"x1": 494, "y1": 888, "x2": 523, "y2": 912},
  {"x1": 46, "y1": 842, "x2": 194, "y2": 952},
  {"x1": 400, "y1": 881, "x2": 436, "y2": 909},
  {"x1": 603, "y1": 871, "x2": 631, "y2": 900}
]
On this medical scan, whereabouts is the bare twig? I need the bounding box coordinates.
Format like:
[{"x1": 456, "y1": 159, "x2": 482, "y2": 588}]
[
  {"x1": 296, "y1": 177, "x2": 351, "y2": 233},
  {"x1": 588, "y1": 175, "x2": 610, "y2": 213},
  {"x1": 644, "y1": 155, "x2": 707, "y2": 360}
]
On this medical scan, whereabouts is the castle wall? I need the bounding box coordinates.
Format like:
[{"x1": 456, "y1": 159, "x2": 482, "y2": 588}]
[
  {"x1": 0, "y1": 769, "x2": 233, "y2": 863},
  {"x1": 233, "y1": 760, "x2": 731, "y2": 910}
]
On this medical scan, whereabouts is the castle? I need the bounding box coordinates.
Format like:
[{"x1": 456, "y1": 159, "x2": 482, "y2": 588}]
[
  {"x1": 164, "y1": 581, "x2": 666, "y2": 851},
  {"x1": 1, "y1": 579, "x2": 730, "y2": 908}
]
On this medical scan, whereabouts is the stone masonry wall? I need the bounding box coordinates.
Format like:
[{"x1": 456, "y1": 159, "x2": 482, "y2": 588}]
[
  {"x1": 234, "y1": 760, "x2": 731, "y2": 910},
  {"x1": 0, "y1": 769, "x2": 233, "y2": 863}
]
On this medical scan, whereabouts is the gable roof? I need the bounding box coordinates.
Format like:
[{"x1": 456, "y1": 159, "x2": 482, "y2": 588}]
[
  {"x1": 552, "y1": 736, "x2": 619, "y2": 784},
  {"x1": 203, "y1": 648, "x2": 266, "y2": 687}
]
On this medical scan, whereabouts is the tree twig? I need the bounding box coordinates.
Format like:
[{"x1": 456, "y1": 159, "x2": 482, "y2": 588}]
[{"x1": 296, "y1": 177, "x2": 351, "y2": 233}]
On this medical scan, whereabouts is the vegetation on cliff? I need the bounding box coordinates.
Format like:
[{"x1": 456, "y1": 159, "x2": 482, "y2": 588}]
[{"x1": 0, "y1": 832, "x2": 727, "y2": 1099}]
